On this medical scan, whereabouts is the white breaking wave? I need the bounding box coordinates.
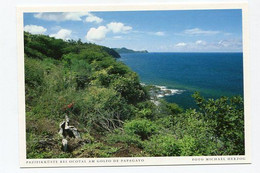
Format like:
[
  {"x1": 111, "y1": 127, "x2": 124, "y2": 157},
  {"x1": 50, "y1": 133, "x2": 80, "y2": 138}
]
[
  {"x1": 154, "y1": 85, "x2": 184, "y2": 97},
  {"x1": 141, "y1": 83, "x2": 184, "y2": 98}
]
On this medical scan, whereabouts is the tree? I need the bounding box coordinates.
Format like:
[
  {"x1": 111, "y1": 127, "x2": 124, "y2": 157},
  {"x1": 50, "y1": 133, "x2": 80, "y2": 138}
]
[{"x1": 192, "y1": 92, "x2": 244, "y2": 155}]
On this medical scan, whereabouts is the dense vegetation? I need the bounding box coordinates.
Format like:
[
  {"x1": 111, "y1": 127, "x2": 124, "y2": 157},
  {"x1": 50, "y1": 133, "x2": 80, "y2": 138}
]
[{"x1": 24, "y1": 32, "x2": 244, "y2": 158}]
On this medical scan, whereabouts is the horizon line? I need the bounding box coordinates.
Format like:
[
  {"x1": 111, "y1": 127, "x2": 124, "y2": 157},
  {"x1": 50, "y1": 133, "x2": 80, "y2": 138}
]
[{"x1": 121, "y1": 51, "x2": 243, "y2": 53}]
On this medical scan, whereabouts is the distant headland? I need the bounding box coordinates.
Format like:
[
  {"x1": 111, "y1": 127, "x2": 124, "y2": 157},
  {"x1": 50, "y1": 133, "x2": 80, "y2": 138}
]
[{"x1": 113, "y1": 47, "x2": 148, "y2": 54}]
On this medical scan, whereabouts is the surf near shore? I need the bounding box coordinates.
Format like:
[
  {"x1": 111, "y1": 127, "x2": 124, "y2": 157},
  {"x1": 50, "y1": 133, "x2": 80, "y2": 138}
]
[{"x1": 141, "y1": 83, "x2": 184, "y2": 105}]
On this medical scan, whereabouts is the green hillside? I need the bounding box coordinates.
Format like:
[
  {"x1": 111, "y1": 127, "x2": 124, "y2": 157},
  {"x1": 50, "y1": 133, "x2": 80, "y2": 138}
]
[{"x1": 24, "y1": 32, "x2": 244, "y2": 158}]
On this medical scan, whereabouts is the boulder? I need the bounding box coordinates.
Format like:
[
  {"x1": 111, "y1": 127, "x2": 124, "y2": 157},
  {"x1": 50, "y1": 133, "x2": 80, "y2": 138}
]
[
  {"x1": 59, "y1": 115, "x2": 81, "y2": 152},
  {"x1": 59, "y1": 116, "x2": 81, "y2": 139},
  {"x1": 62, "y1": 138, "x2": 68, "y2": 152}
]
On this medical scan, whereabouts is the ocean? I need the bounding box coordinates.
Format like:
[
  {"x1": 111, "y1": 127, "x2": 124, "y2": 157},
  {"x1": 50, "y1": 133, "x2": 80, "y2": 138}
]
[{"x1": 119, "y1": 52, "x2": 244, "y2": 109}]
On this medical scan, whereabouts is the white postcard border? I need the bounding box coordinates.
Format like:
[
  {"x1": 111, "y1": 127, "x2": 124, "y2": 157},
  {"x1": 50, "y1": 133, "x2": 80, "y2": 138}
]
[{"x1": 17, "y1": 2, "x2": 250, "y2": 167}]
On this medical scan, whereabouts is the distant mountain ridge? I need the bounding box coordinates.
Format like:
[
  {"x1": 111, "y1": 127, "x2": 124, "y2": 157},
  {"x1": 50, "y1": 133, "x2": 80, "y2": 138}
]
[{"x1": 113, "y1": 47, "x2": 148, "y2": 54}]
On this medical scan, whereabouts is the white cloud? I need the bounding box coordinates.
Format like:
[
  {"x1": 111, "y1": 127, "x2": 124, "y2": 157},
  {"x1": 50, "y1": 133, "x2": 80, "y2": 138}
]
[
  {"x1": 34, "y1": 12, "x2": 103, "y2": 23},
  {"x1": 224, "y1": 33, "x2": 233, "y2": 36},
  {"x1": 154, "y1": 31, "x2": 165, "y2": 36},
  {"x1": 113, "y1": 36, "x2": 123, "y2": 39},
  {"x1": 218, "y1": 39, "x2": 242, "y2": 48},
  {"x1": 171, "y1": 39, "x2": 242, "y2": 52},
  {"x1": 195, "y1": 40, "x2": 207, "y2": 45},
  {"x1": 86, "y1": 26, "x2": 109, "y2": 42},
  {"x1": 134, "y1": 31, "x2": 165, "y2": 36},
  {"x1": 50, "y1": 29, "x2": 72, "y2": 40},
  {"x1": 61, "y1": 12, "x2": 89, "y2": 21},
  {"x1": 85, "y1": 22, "x2": 133, "y2": 42},
  {"x1": 183, "y1": 28, "x2": 220, "y2": 35},
  {"x1": 107, "y1": 22, "x2": 132, "y2": 33},
  {"x1": 24, "y1": 25, "x2": 47, "y2": 34},
  {"x1": 175, "y1": 42, "x2": 187, "y2": 47},
  {"x1": 34, "y1": 12, "x2": 86, "y2": 21},
  {"x1": 85, "y1": 13, "x2": 103, "y2": 23}
]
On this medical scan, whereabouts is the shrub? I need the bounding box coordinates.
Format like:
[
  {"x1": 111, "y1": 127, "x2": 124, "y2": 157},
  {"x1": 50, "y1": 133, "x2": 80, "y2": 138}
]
[
  {"x1": 178, "y1": 135, "x2": 199, "y2": 156},
  {"x1": 72, "y1": 142, "x2": 119, "y2": 158},
  {"x1": 157, "y1": 100, "x2": 183, "y2": 119},
  {"x1": 134, "y1": 101, "x2": 157, "y2": 120},
  {"x1": 136, "y1": 108, "x2": 153, "y2": 119},
  {"x1": 144, "y1": 134, "x2": 181, "y2": 156},
  {"x1": 90, "y1": 69, "x2": 112, "y2": 87},
  {"x1": 165, "y1": 102, "x2": 183, "y2": 115},
  {"x1": 155, "y1": 116, "x2": 175, "y2": 129},
  {"x1": 24, "y1": 32, "x2": 67, "y2": 60},
  {"x1": 111, "y1": 72, "x2": 148, "y2": 104},
  {"x1": 75, "y1": 86, "x2": 132, "y2": 132},
  {"x1": 24, "y1": 57, "x2": 45, "y2": 104},
  {"x1": 105, "y1": 129, "x2": 143, "y2": 148},
  {"x1": 192, "y1": 92, "x2": 245, "y2": 155},
  {"x1": 26, "y1": 116, "x2": 58, "y2": 136},
  {"x1": 124, "y1": 119, "x2": 158, "y2": 140}
]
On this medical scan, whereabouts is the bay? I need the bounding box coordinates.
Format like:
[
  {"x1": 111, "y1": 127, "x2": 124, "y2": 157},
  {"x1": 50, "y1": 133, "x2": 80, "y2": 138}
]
[{"x1": 119, "y1": 52, "x2": 244, "y2": 109}]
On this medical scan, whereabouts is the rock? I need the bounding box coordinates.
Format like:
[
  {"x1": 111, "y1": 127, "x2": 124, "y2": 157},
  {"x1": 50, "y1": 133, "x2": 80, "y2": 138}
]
[
  {"x1": 59, "y1": 115, "x2": 81, "y2": 152},
  {"x1": 62, "y1": 139, "x2": 68, "y2": 152},
  {"x1": 59, "y1": 116, "x2": 81, "y2": 139},
  {"x1": 58, "y1": 121, "x2": 66, "y2": 137},
  {"x1": 65, "y1": 126, "x2": 81, "y2": 139},
  {"x1": 67, "y1": 138, "x2": 85, "y2": 151}
]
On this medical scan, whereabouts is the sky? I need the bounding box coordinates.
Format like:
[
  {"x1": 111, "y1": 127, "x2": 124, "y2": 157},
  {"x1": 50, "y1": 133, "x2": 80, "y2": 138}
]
[{"x1": 23, "y1": 9, "x2": 243, "y2": 52}]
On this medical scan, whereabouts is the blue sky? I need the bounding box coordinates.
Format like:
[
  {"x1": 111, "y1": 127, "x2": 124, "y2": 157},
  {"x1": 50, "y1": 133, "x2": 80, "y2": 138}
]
[{"x1": 24, "y1": 9, "x2": 242, "y2": 52}]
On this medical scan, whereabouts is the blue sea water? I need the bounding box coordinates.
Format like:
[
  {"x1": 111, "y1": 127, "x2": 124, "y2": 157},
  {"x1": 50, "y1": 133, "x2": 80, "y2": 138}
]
[{"x1": 119, "y1": 52, "x2": 244, "y2": 109}]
